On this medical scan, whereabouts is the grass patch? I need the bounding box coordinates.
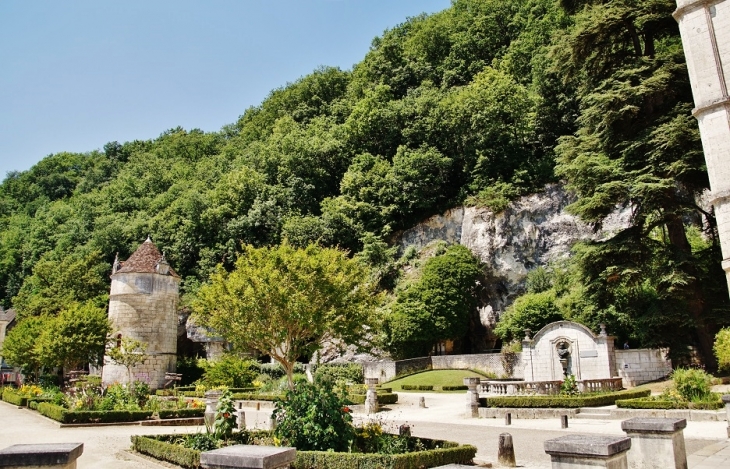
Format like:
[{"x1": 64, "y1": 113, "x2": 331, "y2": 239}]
[{"x1": 384, "y1": 370, "x2": 484, "y2": 392}]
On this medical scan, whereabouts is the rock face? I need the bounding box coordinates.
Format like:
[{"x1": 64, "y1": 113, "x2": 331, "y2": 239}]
[{"x1": 397, "y1": 184, "x2": 630, "y2": 351}]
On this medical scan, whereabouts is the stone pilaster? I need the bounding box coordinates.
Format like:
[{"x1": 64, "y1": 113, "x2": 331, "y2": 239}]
[{"x1": 675, "y1": 0, "x2": 730, "y2": 293}]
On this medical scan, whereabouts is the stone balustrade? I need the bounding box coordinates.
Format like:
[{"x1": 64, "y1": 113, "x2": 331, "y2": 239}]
[
  {"x1": 578, "y1": 378, "x2": 623, "y2": 393},
  {"x1": 481, "y1": 378, "x2": 622, "y2": 396}
]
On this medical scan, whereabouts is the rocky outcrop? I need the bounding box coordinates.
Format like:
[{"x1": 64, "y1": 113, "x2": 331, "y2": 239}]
[{"x1": 397, "y1": 184, "x2": 630, "y2": 350}]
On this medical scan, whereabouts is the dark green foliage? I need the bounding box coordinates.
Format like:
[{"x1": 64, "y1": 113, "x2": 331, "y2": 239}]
[
  {"x1": 346, "y1": 393, "x2": 399, "y2": 405},
  {"x1": 440, "y1": 385, "x2": 468, "y2": 391},
  {"x1": 273, "y1": 382, "x2": 355, "y2": 452},
  {"x1": 481, "y1": 389, "x2": 650, "y2": 408},
  {"x1": 384, "y1": 245, "x2": 482, "y2": 359},
  {"x1": 36, "y1": 402, "x2": 153, "y2": 423},
  {"x1": 37, "y1": 403, "x2": 67, "y2": 421},
  {"x1": 175, "y1": 356, "x2": 205, "y2": 386},
  {"x1": 495, "y1": 290, "x2": 564, "y2": 342}
]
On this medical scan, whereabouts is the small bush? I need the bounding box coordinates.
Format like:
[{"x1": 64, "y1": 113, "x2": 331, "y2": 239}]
[
  {"x1": 616, "y1": 397, "x2": 723, "y2": 410},
  {"x1": 347, "y1": 393, "x2": 399, "y2": 405},
  {"x1": 198, "y1": 355, "x2": 259, "y2": 388},
  {"x1": 37, "y1": 402, "x2": 68, "y2": 421},
  {"x1": 131, "y1": 435, "x2": 200, "y2": 469},
  {"x1": 158, "y1": 408, "x2": 205, "y2": 419},
  {"x1": 671, "y1": 368, "x2": 713, "y2": 402},
  {"x1": 441, "y1": 385, "x2": 468, "y2": 391},
  {"x1": 273, "y1": 382, "x2": 354, "y2": 452},
  {"x1": 2, "y1": 388, "x2": 27, "y2": 406}
]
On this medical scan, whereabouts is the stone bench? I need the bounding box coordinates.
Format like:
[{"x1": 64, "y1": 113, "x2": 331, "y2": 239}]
[
  {"x1": 200, "y1": 445, "x2": 295, "y2": 469},
  {"x1": 0, "y1": 443, "x2": 83, "y2": 469},
  {"x1": 544, "y1": 434, "x2": 631, "y2": 469}
]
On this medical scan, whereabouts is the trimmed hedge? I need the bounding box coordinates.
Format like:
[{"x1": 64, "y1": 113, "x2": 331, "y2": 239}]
[
  {"x1": 481, "y1": 389, "x2": 651, "y2": 408},
  {"x1": 401, "y1": 385, "x2": 433, "y2": 391},
  {"x1": 441, "y1": 386, "x2": 468, "y2": 391},
  {"x1": 132, "y1": 435, "x2": 200, "y2": 469},
  {"x1": 158, "y1": 408, "x2": 205, "y2": 419},
  {"x1": 616, "y1": 398, "x2": 724, "y2": 410},
  {"x1": 156, "y1": 387, "x2": 257, "y2": 397},
  {"x1": 2, "y1": 388, "x2": 27, "y2": 406},
  {"x1": 347, "y1": 393, "x2": 399, "y2": 405},
  {"x1": 36, "y1": 403, "x2": 153, "y2": 424},
  {"x1": 294, "y1": 445, "x2": 477, "y2": 469},
  {"x1": 37, "y1": 403, "x2": 67, "y2": 422},
  {"x1": 132, "y1": 434, "x2": 476, "y2": 469}
]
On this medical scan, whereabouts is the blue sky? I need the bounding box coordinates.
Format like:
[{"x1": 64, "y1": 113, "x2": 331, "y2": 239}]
[{"x1": 0, "y1": 0, "x2": 451, "y2": 178}]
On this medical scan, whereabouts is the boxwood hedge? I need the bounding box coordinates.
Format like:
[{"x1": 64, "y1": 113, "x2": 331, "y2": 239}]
[
  {"x1": 347, "y1": 392, "x2": 399, "y2": 405},
  {"x1": 132, "y1": 434, "x2": 476, "y2": 469},
  {"x1": 481, "y1": 389, "x2": 651, "y2": 408},
  {"x1": 1, "y1": 388, "x2": 27, "y2": 406},
  {"x1": 37, "y1": 403, "x2": 153, "y2": 424},
  {"x1": 401, "y1": 385, "x2": 433, "y2": 391},
  {"x1": 616, "y1": 397, "x2": 723, "y2": 410},
  {"x1": 158, "y1": 408, "x2": 205, "y2": 419}
]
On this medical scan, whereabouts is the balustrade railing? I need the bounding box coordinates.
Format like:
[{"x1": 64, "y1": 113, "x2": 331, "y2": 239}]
[{"x1": 480, "y1": 377, "x2": 623, "y2": 396}]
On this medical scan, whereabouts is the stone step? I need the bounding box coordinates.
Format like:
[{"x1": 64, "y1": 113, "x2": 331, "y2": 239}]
[{"x1": 574, "y1": 408, "x2": 612, "y2": 419}]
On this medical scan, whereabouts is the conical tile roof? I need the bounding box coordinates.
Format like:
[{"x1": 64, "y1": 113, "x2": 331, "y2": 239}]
[{"x1": 114, "y1": 237, "x2": 179, "y2": 277}]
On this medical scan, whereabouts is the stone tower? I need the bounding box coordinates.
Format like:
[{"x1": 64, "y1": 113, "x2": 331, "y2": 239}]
[
  {"x1": 103, "y1": 237, "x2": 180, "y2": 389},
  {"x1": 674, "y1": 0, "x2": 730, "y2": 293}
]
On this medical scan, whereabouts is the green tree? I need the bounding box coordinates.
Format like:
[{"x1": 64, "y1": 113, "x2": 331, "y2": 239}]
[
  {"x1": 193, "y1": 242, "x2": 379, "y2": 388},
  {"x1": 384, "y1": 245, "x2": 481, "y2": 358},
  {"x1": 37, "y1": 302, "x2": 111, "y2": 372},
  {"x1": 495, "y1": 291, "x2": 564, "y2": 343},
  {"x1": 1, "y1": 316, "x2": 49, "y2": 377}
]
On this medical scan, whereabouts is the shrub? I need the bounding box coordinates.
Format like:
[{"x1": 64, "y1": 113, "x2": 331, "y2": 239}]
[
  {"x1": 273, "y1": 382, "x2": 355, "y2": 452},
  {"x1": 481, "y1": 389, "x2": 651, "y2": 408},
  {"x1": 176, "y1": 356, "x2": 206, "y2": 385},
  {"x1": 37, "y1": 402, "x2": 67, "y2": 421},
  {"x1": 401, "y1": 385, "x2": 433, "y2": 391},
  {"x1": 314, "y1": 363, "x2": 364, "y2": 386},
  {"x1": 671, "y1": 368, "x2": 713, "y2": 401},
  {"x1": 440, "y1": 385, "x2": 468, "y2": 391},
  {"x1": 210, "y1": 389, "x2": 237, "y2": 440},
  {"x1": 715, "y1": 328, "x2": 730, "y2": 372},
  {"x1": 158, "y1": 408, "x2": 205, "y2": 419},
  {"x1": 347, "y1": 393, "x2": 399, "y2": 405},
  {"x1": 131, "y1": 435, "x2": 200, "y2": 469},
  {"x1": 199, "y1": 355, "x2": 259, "y2": 388}
]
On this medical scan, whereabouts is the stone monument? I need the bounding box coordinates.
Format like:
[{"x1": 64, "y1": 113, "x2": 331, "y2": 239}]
[{"x1": 102, "y1": 237, "x2": 180, "y2": 389}]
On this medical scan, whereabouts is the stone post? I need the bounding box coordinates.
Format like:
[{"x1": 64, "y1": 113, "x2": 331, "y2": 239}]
[
  {"x1": 0, "y1": 443, "x2": 84, "y2": 469},
  {"x1": 365, "y1": 378, "x2": 379, "y2": 414},
  {"x1": 200, "y1": 445, "x2": 295, "y2": 469},
  {"x1": 544, "y1": 435, "x2": 631, "y2": 469},
  {"x1": 498, "y1": 433, "x2": 517, "y2": 467},
  {"x1": 204, "y1": 390, "x2": 222, "y2": 430},
  {"x1": 464, "y1": 377, "x2": 481, "y2": 418},
  {"x1": 621, "y1": 418, "x2": 688, "y2": 469},
  {"x1": 237, "y1": 409, "x2": 246, "y2": 431},
  {"x1": 723, "y1": 395, "x2": 730, "y2": 438}
]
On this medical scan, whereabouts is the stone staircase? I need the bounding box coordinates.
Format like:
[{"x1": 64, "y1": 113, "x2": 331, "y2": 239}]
[{"x1": 574, "y1": 407, "x2": 613, "y2": 419}]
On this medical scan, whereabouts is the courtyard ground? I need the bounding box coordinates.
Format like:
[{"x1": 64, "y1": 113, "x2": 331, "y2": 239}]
[{"x1": 1, "y1": 393, "x2": 728, "y2": 468}]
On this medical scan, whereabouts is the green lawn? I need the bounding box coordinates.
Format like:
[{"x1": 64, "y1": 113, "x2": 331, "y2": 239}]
[{"x1": 384, "y1": 369, "x2": 485, "y2": 392}]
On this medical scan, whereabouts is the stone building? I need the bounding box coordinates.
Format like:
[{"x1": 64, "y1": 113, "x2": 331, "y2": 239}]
[
  {"x1": 102, "y1": 238, "x2": 180, "y2": 389},
  {"x1": 674, "y1": 0, "x2": 730, "y2": 293}
]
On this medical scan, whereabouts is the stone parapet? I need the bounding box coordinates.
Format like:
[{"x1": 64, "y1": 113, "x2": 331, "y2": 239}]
[
  {"x1": 200, "y1": 445, "x2": 295, "y2": 469},
  {"x1": 544, "y1": 435, "x2": 631, "y2": 469},
  {"x1": 621, "y1": 418, "x2": 687, "y2": 469}
]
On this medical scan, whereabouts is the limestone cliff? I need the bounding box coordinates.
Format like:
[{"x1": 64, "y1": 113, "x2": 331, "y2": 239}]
[{"x1": 396, "y1": 184, "x2": 630, "y2": 350}]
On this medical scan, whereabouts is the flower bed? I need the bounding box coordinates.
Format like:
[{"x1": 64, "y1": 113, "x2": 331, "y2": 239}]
[
  {"x1": 481, "y1": 389, "x2": 650, "y2": 408},
  {"x1": 132, "y1": 432, "x2": 477, "y2": 469},
  {"x1": 616, "y1": 396, "x2": 723, "y2": 410}
]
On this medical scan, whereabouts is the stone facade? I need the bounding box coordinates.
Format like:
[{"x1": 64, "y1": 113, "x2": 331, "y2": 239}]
[
  {"x1": 103, "y1": 239, "x2": 180, "y2": 390},
  {"x1": 0, "y1": 308, "x2": 16, "y2": 367},
  {"x1": 522, "y1": 321, "x2": 616, "y2": 382},
  {"x1": 675, "y1": 0, "x2": 730, "y2": 292}
]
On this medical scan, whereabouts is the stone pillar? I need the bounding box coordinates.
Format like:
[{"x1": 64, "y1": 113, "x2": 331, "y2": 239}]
[
  {"x1": 544, "y1": 435, "x2": 631, "y2": 469},
  {"x1": 621, "y1": 418, "x2": 687, "y2": 469},
  {"x1": 674, "y1": 0, "x2": 730, "y2": 293},
  {"x1": 464, "y1": 377, "x2": 481, "y2": 418},
  {"x1": 0, "y1": 443, "x2": 83, "y2": 469},
  {"x1": 722, "y1": 394, "x2": 730, "y2": 438},
  {"x1": 204, "y1": 390, "x2": 222, "y2": 429},
  {"x1": 200, "y1": 445, "x2": 295, "y2": 469},
  {"x1": 364, "y1": 378, "x2": 379, "y2": 414}
]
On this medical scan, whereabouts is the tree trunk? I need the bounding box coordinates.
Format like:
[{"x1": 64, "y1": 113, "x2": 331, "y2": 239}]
[{"x1": 666, "y1": 216, "x2": 718, "y2": 371}]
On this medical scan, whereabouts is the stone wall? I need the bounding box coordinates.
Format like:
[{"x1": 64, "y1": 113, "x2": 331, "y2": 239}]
[
  {"x1": 614, "y1": 349, "x2": 672, "y2": 387},
  {"x1": 363, "y1": 357, "x2": 432, "y2": 382},
  {"x1": 103, "y1": 272, "x2": 180, "y2": 389},
  {"x1": 431, "y1": 353, "x2": 523, "y2": 379}
]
